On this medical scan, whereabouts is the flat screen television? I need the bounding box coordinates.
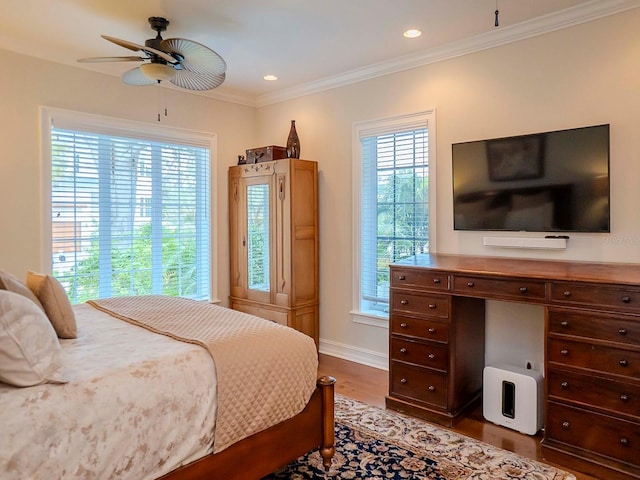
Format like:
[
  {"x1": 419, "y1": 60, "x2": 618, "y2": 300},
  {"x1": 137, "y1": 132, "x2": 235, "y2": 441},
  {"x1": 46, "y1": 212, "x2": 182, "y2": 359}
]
[{"x1": 452, "y1": 124, "x2": 610, "y2": 233}]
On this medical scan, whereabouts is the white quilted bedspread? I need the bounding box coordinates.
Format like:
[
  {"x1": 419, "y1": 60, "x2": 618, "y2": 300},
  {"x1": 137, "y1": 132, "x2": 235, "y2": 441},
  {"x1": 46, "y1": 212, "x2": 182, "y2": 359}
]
[
  {"x1": 0, "y1": 303, "x2": 217, "y2": 480},
  {"x1": 88, "y1": 295, "x2": 319, "y2": 453}
]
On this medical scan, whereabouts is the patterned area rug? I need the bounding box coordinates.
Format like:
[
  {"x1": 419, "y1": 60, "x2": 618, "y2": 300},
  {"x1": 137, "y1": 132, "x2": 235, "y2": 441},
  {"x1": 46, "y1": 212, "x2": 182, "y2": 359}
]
[{"x1": 263, "y1": 395, "x2": 576, "y2": 480}]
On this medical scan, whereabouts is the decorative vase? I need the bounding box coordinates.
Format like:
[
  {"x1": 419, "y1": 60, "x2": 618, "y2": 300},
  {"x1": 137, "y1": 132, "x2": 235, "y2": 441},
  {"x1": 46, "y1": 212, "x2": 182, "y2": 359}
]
[{"x1": 286, "y1": 120, "x2": 300, "y2": 159}]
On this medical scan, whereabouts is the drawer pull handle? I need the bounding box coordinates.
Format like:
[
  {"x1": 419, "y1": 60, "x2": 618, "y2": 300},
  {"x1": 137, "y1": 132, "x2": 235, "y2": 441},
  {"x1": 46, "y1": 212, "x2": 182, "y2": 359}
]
[
  {"x1": 622, "y1": 296, "x2": 631, "y2": 304},
  {"x1": 620, "y1": 437, "x2": 630, "y2": 447},
  {"x1": 400, "y1": 378, "x2": 407, "y2": 384},
  {"x1": 560, "y1": 349, "x2": 569, "y2": 356},
  {"x1": 620, "y1": 394, "x2": 629, "y2": 402},
  {"x1": 400, "y1": 348, "x2": 407, "y2": 354},
  {"x1": 433, "y1": 278, "x2": 441, "y2": 284},
  {"x1": 428, "y1": 385, "x2": 436, "y2": 392},
  {"x1": 467, "y1": 282, "x2": 475, "y2": 288},
  {"x1": 619, "y1": 328, "x2": 628, "y2": 336},
  {"x1": 400, "y1": 300, "x2": 408, "y2": 305},
  {"x1": 428, "y1": 353, "x2": 436, "y2": 360},
  {"x1": 619, "y1": 359, "x2": 629, "y2": 367},
  {"x1": 428, "y1": 327, "x2": 436, "y2": 334},
  {"x1": 561, "y1": 381, "x2": 569, "y2": 389},
  {"x1": 562, "y1": 421, "x2": 570, "y2": 430},
  {"x1": 563, "y1": 291, "x2": 571, "y2": 297},
  {"x1": 519, "y1": 286, "x2": 528, "y2": 293},
  {"x1": 428, "y1": 304, "x2": 437, "y2": 309},
  {"x1": 400, "y1": 323, "x2": 408, "y2": 328},
  {"x1": 398, "y1": 275, "x2": 406, "y2": 281},
  {"x1": 560, "y1": 321, "x2": 569, "y2": 328}
]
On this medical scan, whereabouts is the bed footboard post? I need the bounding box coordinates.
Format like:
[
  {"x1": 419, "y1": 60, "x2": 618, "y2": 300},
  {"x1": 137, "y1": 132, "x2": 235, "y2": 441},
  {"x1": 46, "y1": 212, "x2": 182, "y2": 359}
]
[{"x1": 317, "y1": 375, "x2": 336, "y2": 471}]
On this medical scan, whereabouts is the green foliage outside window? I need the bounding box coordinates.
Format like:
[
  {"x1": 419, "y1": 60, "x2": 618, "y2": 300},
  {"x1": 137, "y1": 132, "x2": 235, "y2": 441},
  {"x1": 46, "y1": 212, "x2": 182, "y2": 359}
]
[
  {"x1": 375, "y1": 170, "x2": 429, "y2": 294},
  {"x1": 56, "y1": 222, "x2": 199, "y2": 304}
]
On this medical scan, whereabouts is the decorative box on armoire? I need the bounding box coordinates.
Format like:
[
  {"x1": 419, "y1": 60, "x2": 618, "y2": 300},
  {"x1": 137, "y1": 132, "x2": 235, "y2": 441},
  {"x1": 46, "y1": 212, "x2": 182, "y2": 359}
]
[{"x1": 228, "y1": 158, "x2": 319, "y2": 347}]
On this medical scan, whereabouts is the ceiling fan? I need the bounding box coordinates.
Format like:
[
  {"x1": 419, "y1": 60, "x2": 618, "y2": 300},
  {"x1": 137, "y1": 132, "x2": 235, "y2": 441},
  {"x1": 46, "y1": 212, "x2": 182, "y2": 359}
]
[{"x1": 78, "y1": 17, "x2": 226, "y2": 91}]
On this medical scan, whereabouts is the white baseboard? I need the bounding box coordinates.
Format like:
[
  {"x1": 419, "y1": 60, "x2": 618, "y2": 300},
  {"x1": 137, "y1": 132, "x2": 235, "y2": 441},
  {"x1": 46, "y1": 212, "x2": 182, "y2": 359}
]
[
  {"x1": 319, "y1": 338, "x2": 389, "y2": 371},
  {"x1": 483, "y1": 236, "x2": 567, "y2": 249}
]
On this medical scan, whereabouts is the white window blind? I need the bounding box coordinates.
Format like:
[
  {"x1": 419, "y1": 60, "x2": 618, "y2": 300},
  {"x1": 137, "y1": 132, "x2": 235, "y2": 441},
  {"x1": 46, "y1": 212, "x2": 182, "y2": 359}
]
[
  {"x1": 50, "y1": 125, "x2": 210, "y2": 304},
  {"x1": 356, "y1": 113, "x2": 432, "y2": 319}
]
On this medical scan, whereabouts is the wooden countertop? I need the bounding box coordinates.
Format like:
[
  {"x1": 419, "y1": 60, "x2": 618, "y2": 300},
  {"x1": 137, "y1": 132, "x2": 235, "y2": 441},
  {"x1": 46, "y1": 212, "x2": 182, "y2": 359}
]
[{"x1": 392, "y1": 254, "x2": 640, "y2": 286}]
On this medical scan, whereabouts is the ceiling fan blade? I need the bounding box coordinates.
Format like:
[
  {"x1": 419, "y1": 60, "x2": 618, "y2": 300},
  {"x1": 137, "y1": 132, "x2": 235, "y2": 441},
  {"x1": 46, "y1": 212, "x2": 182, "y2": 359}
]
[
  {"x1": 161, "y1": 38, "x2": 226, "y2": 75},
  {"x1": 78, "y1": 56, "x2": 145, "y2": 63},
  {"x1": 170, "y1": 70, "x2": 225, "y2": 91},
  {"x1": 101, "y1": 35, "x2": 143, "y2": 51},
  {"x1": 121, "y1": 66, "x2": 157, "y2": 86},
  {"x1": 102, "y1": 35, "x2": 177, "y2": 65}
]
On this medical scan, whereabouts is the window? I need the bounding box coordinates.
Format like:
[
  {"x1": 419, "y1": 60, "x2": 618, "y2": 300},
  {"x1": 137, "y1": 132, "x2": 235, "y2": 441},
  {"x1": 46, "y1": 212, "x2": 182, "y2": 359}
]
[
  {"x1": 42, "y1": 108, "x2": 216, "y2": 304},
  {"x1": 352, "y1": 111, "x2": 436, "y2": 325}
]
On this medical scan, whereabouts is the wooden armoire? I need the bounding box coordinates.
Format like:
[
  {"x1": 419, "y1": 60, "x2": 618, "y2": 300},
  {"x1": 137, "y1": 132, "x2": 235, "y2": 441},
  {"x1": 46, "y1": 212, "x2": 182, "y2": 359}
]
[{"x1": 228, "y1": 158, "x2": 319, "y2": 346}]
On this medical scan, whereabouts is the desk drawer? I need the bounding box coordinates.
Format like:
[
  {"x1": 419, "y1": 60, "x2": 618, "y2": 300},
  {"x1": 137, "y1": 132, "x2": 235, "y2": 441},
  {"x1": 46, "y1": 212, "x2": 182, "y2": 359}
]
[
  {"x1": 550, "y1": 282, "x2": 640, "y2": 312},
  {"x1": 390, "y1": 361, "x2": 447, "y2": 408},
  {"x1": 546, "y1": 402, "x2": 640, "y2": 465},
  {"x1": 391, "y1": 338, "x2": 448, "y2": 372},
  {"x1": 390, "y1": 315, "x2": 448, "y2": 343},
  {"x1": 390, "y1": 291, "x2": 449, "y2": 318},
  {"x1": 453, "y1": 275, "x2": 546, "y2": 302},
  {"x1": 547, "y1": 368, "x2": 640, "y2": 420},
  {"x1": 548, "y1": 338, "x2": 640, "y2": 379},
  {"x1": 390, "y1": 267, "x2": 450, "y2": 291},
  {"x1": 548, "y1": 309, "x2": 640, "y2": 346}
]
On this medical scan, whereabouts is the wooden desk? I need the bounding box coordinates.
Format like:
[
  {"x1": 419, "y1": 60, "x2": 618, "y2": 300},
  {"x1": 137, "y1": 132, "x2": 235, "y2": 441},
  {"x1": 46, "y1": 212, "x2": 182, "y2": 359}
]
[{"x1": 387, "y1": 254, "x2": 640, "y2": 480}]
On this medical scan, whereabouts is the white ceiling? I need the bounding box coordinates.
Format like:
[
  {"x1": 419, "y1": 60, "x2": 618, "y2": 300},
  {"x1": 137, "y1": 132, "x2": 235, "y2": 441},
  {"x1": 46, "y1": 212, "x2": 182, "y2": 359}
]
[{"x1": 1, "y1": 0, "x2": 638, "y2": 106}]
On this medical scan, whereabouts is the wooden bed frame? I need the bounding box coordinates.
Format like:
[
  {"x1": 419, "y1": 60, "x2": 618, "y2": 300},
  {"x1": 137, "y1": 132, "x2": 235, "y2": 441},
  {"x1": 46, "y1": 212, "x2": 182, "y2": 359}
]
[{"x1": 158, "y1": 376, "x2": 336, "y2": 480}]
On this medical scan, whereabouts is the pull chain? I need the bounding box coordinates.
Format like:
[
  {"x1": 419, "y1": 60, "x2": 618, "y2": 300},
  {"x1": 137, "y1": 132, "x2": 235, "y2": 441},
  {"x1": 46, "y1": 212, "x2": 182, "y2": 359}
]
[
  {"x1": 494, "y1": 0, "x2": 500, "y2": 27},
  {"x1": 156, "y1": 83, "x2": 169, "y2": 122}
]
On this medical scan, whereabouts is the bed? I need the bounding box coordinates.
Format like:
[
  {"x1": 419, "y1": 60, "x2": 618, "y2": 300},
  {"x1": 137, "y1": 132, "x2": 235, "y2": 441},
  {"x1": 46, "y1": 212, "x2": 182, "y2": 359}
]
[{"x1": 0, "y1": 282, "x2": 334, "y2": 480}]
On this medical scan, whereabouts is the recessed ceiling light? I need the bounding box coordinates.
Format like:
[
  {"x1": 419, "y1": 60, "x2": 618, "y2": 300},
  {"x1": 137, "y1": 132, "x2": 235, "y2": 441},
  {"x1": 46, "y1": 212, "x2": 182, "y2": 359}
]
[
  {"x1": 403, "y1": 29, "x2": 422, "y2": 39},
  {"x1": 263, "y1": 74, "x2": 278, "y2": 81}
]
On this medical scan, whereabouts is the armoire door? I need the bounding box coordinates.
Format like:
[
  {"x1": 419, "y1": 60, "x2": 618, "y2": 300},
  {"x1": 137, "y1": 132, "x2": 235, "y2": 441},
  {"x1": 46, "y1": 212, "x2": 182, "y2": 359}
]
[{"x1": 229, "y1": 170, "x2": 276, "y2": 304}]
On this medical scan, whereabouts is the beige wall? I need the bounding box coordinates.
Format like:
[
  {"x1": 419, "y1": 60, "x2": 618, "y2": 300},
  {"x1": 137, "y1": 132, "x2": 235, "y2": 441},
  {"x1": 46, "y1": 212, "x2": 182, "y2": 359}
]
[
  {"x1": 0, "y1": 48, "x2": 256, "y2": 303},
  {"x1": 255, "y1": 10, "x2": 640, "y2": 368}
]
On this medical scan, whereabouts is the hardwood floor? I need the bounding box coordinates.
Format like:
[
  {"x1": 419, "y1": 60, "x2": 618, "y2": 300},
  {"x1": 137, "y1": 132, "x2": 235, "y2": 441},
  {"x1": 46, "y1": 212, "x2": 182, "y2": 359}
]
[{"x1": 318, "y1": 353, "x2": 600, "y2": 480}]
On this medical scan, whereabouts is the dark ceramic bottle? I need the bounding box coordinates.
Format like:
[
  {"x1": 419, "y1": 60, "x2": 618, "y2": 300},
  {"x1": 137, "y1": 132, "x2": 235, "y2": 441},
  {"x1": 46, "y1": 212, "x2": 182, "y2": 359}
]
[{"x1": 286, "y1": 120, "x2": 300, "y2": 159}]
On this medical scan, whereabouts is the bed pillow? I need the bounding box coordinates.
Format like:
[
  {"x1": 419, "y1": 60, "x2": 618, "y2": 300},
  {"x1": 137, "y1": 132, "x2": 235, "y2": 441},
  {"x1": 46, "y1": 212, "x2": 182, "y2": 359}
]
[
  {"x1": 26, "y1": 272, "x2": 77, "y2": 339},
  {"x1": 0, "y1": 290, "x2": 67, "y2": 387},
  {"x1": 0, "y1": 268, "x2": 44, "y2": 312}
]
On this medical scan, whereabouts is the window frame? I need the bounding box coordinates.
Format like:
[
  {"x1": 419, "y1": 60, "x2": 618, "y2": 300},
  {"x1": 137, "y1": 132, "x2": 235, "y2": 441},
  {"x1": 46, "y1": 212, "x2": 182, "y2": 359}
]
[
  {"x1": 40, "y1": 107, "x2": 219, "y2": 303},
  {"x1": 351, "y1": 110, "x2": 437, "y2": 328}
]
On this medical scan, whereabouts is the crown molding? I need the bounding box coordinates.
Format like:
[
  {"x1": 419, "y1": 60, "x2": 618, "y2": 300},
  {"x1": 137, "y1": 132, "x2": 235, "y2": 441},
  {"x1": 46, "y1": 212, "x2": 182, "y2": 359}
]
[
  {"x1": 202, "y1": 88, "x2": 257, "y2": 107},
  {"x1": 253, "y1": 0, "x2": 640, "y2": 108}
]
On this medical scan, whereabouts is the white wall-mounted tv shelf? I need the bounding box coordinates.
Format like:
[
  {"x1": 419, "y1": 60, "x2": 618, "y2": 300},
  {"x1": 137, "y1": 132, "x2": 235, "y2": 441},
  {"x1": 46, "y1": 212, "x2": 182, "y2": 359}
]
[{"x1": 483, "y1": 236, "x2": 568, "y2": 250}]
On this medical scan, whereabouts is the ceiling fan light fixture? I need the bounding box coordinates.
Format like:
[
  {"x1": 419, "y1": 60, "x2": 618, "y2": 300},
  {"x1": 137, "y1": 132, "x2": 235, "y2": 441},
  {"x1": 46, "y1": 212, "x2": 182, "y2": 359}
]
[
  {"x1": 82, "y1": 17, "x2": 226, "y2": 91},
  {"x1": 140, "y1": 62, "x2": 177, "y2": 82}
]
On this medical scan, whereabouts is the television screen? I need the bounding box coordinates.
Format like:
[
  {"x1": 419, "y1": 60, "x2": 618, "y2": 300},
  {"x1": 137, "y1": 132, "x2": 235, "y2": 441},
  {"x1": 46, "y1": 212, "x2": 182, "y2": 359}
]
[{"x1": 452, "y1": 124, "x2": 610, "y2": 233}]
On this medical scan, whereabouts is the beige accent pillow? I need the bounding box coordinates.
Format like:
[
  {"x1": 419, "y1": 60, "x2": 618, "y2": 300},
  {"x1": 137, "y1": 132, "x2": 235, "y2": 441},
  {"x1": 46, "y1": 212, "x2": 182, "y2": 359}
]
[
  {"x1": 0, "y1": 290, "x2": 67, "y2": 387},
  {"x1": 0, "y1": 268, "x2": 44, "y2": 312},
  {"x1": 26, "y1": 272, "x2": 77, "y2": 339}
]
